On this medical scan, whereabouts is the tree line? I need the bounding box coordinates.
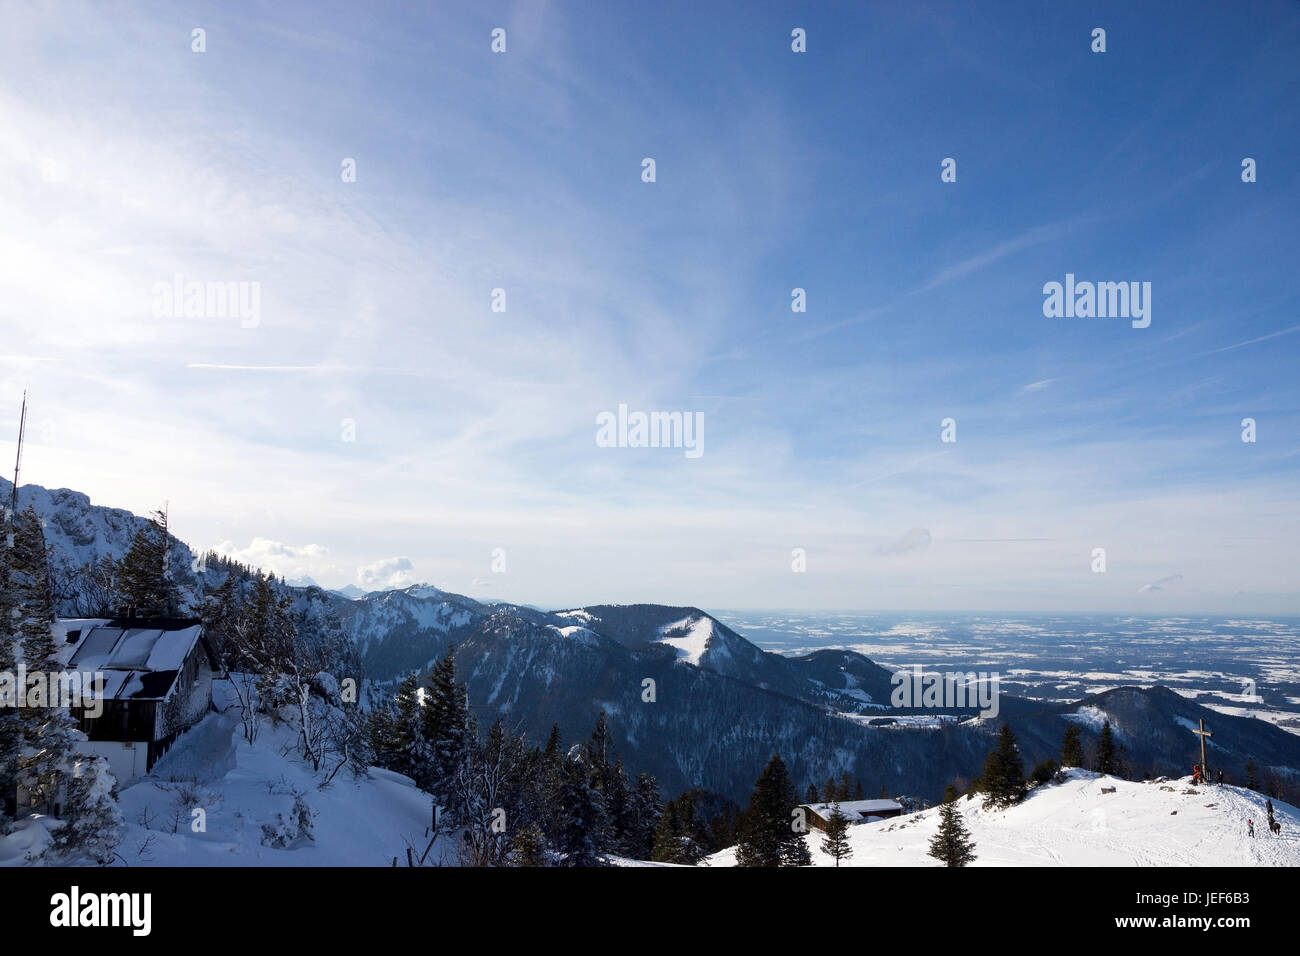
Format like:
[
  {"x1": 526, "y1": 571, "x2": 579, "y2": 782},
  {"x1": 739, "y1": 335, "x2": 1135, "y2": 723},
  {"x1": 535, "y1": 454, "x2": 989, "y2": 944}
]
[
  {"x1": 0, "y1": 506, "x2": 121, "y2": 861},
  {"x1": 367, "y1": 668, "x2": 668, "y2": 866}
]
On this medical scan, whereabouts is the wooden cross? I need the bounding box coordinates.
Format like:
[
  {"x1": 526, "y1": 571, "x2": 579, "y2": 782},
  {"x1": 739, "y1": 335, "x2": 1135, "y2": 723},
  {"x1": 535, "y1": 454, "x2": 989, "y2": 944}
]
[{"x1": 1193, "y1": 718, "x2": 1212, "y2": 780}]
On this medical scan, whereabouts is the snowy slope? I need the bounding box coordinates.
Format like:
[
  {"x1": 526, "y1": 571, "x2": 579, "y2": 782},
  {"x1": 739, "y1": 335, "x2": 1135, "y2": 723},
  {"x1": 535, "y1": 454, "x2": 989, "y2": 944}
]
[
  {"x1": 657, "y1": 615, "x2": 716, "y2": 666},
  {"x1": 560, "y1": 604, "x2": 824, "y2": 697},
  {"x1": 98, "y1": 712, "x2": 436, "y2": 866},
  {"x1": 707, "y1": 770, "x2": 1300, "y2": 867}
]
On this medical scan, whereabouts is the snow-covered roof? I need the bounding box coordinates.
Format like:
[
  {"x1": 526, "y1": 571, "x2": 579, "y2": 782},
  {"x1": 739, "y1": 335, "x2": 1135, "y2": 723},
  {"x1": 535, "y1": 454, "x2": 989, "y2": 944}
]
[
  {"x1": 53, "y1": 618, "x2": 111, "y2": 644},
  {"x1": 65, "y1": 619, "x2": 206, "y2": 702},
  {"x1": 804, "y1": 799, "x2": 903, "y2": 820}
]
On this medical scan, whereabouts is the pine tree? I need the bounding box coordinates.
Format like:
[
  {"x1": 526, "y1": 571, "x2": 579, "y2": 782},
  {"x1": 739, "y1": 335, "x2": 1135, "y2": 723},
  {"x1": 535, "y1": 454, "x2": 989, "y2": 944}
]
[
  {"x1": 820, "y1": 804, "x2": 853, "y2": 867},
  {"x1": 585, "y1": 711, "x2": 612, "y2": 789},
  {"x1": 0, "y1": 507, "x2": 20, "y2": 825},
  {"x1": 229, "y1": 572, "x2": 322, "y2": 758},
  {"x1": 1244, "y1": 760, "x2": 1260, "y2": 791},
  {"x1": 604, "y1": 757, "x2": 635, "y2": 854},
  {"x1": 674, "y1": 795, "x2": 709, "y2": 865},
  {"x1": 981, "y1": 723, "x2": 1025, "y2": 809},
  {"x1": 365, "y1": 694, "x2": 397, "y2": 771},
  {"x1": 928, "y1": 801, "x2": 977, "y2": 867},
  {"x1": 823, "y1": 775, "x2": 839, "y2": 802},
  {"x1": 1030, "y1": 757, "x2": 1060, "y2": 786},
  {"x1": 12, "y1": 508, "x2": 76, "y2": 816},
  {"x1": 650, "y1": 798, "x2": 681, "y2": 863},
  {"x1": 507, "y1": 823, "x2": 549, "y2": 866},
  {"x1": 422, "y1": 648, "x2": 468, "y2": 813},
  {"x1": 736, "y1": 754, "x2": 809, "y2": 867},
  {"x1": 543, "y1": 724, "x2": 562, "y2": 761},
  {"x1": 1094, "y1": 720, "x2": 1118, "y2": 776},
  {"x1": 577, "y1": 711, "x2": 621, "y2": 852},
  {"x1": 53, "y1": 754, "x2": 122, "y2": 863},
  {"x1": 852, "y1": 779, "x2": 865, "y2": 801},
  {"x1": 13, "y1": 508, "x2": 56, "y2": 666},
  {"x1": 237, "y1": 572, "x2": 281, "y2": 668},
  {"x1": 554, "y1": 755, "x2": 608, "y2": 866},
  {"x1": 540, "y1": 723, "x2": 566, "y2": 827},
  {"x1": 709, "y1": 804, "x2": 741, "y2": 851},
  {"x1": 627, "y1": 772, "x2": 663, "y2": 860},
  {"x1": 199, "y1": 571, "x2": 240, "y2": 669},
  {"x1": 453, "y1": 718, "x2": 517, "y2": 865},
  {"x1": 384, "y1": 674, "x2": 433, "y2": 789},
  {"x1": 116, "y1": 509, "x2": 181, "y2": 617},
  {"x1": 781, "y1": 820, "x2": 813, "y2": 867},
  {"x1": 942, "y1": 784, "x2": 960, "y2": 804},
  {"x1": 1061, "y1": 722, "x2": 1085, "y2": 768}
]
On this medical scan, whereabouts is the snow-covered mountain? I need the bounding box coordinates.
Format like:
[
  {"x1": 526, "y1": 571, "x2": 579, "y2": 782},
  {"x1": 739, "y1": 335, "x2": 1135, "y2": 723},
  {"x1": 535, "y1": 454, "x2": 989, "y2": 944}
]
[
  {"x1": 2, "y1": 477, "x2": 197, "y2": 583},
  {"x1": 344, "y1": 592, "x2": 1300, "y2": 801},
  {"x1": 708, "y1": 769, "x2": 1300, "y2": 867},
  {"x1": 14, "y1": 478, "x2": 1300, "y2": 804},
  {"x1": 553, "y1": 604, "x2": 827, "y2": 697},
  {"x1": 330, "y1": 584, "x2": 493, "y2": 679}
]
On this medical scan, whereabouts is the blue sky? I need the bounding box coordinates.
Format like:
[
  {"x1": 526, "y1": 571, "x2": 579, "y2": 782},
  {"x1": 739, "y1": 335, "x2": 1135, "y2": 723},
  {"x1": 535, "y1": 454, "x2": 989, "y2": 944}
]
[{"x1": 1, "y1": 0, "x2": 1297, "y2": 612}]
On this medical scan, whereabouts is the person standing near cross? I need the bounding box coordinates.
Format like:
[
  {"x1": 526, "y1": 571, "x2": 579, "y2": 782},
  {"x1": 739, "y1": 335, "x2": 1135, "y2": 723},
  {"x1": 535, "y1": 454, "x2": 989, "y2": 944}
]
[{"x1": 1193, "y1": 719, "x2": 1213, "y2": 784}]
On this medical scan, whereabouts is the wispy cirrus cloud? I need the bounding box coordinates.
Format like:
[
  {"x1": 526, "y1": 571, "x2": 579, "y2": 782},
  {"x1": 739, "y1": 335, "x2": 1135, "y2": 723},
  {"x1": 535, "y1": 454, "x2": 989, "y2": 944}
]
[
  {"x1": 1139, "y1": 574, "x2": 1184, "y2": 594},
  {"x1": 879, "y1": 528, "x2": 933, "y2": 557},
  {"x1": 0, "y1": 1, "x2": 1296, "y2": 614}
]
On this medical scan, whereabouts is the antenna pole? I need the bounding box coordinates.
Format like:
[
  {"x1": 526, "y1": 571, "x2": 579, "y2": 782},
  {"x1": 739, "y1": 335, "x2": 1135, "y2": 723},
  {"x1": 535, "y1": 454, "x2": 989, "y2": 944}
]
[{"x1": 10, "y1": 390, "x2": 27, "y2": 519}]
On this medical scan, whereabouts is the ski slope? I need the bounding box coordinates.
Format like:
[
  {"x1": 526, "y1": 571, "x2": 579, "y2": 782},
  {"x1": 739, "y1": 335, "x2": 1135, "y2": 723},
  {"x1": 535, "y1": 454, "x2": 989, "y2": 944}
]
[{"x1": 708, "y1": 770, "x2": 1300, "y2": 867}]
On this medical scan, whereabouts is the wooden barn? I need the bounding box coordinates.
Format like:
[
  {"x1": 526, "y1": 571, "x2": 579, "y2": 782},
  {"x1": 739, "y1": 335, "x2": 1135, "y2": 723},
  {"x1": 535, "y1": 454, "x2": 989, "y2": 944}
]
[
  {"x1": 62, "y1": 617, "x2": 217, "y2": 784},
  {"x1": 801, "y1": 799, "x2": 905, "y2": 830}
]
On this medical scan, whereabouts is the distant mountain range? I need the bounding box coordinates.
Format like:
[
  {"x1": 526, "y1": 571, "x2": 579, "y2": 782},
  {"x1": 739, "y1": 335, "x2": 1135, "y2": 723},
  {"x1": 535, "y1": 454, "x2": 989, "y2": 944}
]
[
  {"x1": 11, "y1": 476, "x2": 1300, "y2": 803},
  {"x1": 329, "y1": 584, "x2": 367, "y2": 599}
]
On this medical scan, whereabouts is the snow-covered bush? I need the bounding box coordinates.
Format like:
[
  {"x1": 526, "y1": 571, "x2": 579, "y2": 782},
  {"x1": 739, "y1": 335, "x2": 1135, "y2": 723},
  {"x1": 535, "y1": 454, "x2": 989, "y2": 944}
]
[
  {"x1": 52, "y1": 754, "x2": 123, "y2": 864},
  {"x1": 259, "y1": 791, "x2": 316, "y2": 848}
]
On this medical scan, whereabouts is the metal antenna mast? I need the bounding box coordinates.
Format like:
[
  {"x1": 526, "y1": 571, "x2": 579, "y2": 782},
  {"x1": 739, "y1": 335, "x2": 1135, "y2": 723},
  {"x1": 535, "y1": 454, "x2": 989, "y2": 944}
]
[{"x1": 10, "y1": 390, "x2": 27, "y2": 519}]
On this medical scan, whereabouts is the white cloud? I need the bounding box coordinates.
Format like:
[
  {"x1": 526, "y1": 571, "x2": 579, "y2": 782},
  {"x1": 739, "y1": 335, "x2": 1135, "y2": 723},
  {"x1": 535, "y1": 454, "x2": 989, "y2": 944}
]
[
  {"x1": 214, "y1": 538, "x2": 331, "y2": 581},
  {"x1": 357, "y1": 556, "x2": 415, "y2": 590},
  {"x1": 1139, "y1": 574, "x2": 1184, "y2": 593}
]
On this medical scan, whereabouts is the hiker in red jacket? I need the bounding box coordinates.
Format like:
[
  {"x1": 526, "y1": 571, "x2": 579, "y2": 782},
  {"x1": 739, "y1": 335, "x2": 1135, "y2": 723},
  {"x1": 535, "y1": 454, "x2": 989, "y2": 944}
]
[{"x1": 1248, "y1": 819, "x2": 1255, "y2": 838}]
